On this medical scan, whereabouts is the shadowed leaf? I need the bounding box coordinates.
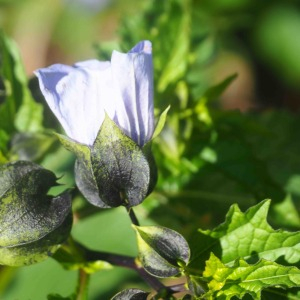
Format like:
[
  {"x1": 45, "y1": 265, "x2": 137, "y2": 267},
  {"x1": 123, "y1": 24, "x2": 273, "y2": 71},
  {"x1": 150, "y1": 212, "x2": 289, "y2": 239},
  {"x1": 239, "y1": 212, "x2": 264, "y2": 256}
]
[{"x1": 0, "y1": 161, "x2": 72, "y2": 266}]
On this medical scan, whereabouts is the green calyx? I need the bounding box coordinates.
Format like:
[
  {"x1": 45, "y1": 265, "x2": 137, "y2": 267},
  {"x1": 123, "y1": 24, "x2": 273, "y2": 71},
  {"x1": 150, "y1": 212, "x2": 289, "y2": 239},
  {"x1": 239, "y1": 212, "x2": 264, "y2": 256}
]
[
  {"x1": 91, "y1": 115, "x2": 152, "y2": 207},
  {"x1": 56, "y1": 107, "x2": 171, "y2": 209},
  {"x1": 57, "y1": 115, "x2": 157, "y2": 208},
  {"x1": 133, "y1": 225, "x2": 190, "y2": 278}
]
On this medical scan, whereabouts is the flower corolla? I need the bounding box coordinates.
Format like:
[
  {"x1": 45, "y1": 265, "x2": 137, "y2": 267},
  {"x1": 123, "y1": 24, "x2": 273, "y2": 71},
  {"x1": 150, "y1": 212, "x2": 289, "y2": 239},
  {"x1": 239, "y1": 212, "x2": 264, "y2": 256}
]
[{"x1": 35, "y1": 41, "x2": 154, "y2": 147}]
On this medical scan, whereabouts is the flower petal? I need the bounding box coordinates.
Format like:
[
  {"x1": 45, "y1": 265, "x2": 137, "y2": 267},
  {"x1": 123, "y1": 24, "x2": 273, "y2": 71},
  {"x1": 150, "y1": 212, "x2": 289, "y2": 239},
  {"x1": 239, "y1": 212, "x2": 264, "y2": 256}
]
[
  {"x1": 34, "y1": 64, "x2": 74, "y2": 136},
  {"x1": 35, "y1": 61, "x2": 116, "y2": 145},
  {"x1": 74, "y1": 59, "x2": 110, "y2": 70},
  {"x1": 111, "y1": 40, "x2": 154, "y2": 146}
]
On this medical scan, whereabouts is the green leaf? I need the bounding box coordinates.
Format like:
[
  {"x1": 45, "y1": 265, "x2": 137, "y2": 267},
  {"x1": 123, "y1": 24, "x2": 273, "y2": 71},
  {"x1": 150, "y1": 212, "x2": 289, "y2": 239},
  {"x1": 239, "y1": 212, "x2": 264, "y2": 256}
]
[
  {"x1": 55, "y1": 133, "x2": 108, "y2": 208},
  {"x1": 201, "y1": 73, "x2": 238, "y2": 102},
  {"x1": 253, "y1": 5, "x2": 300, "y2": 88},
  {"x1": 0, "y1": 152, "x2": 8, "y2": 164},
  {"x1": 157, "y1": 1, "x2": 190, "y2": 92},
  {"x1": 203, "y1": 253, "x2": 300, "y2": 300},
  {"x1": 0, "y1": 161, "x2": 72, "y2": 266},
  {"x1": 199, "y1": 131, "x2": 285, "y2": 202},
  {"x1": 0, "y1": 129, "x2": 9, "y2": 162},
  {"x1": 187, "y1": 275, "x2": 205, "y2": 297},
  {"x1": 188, "y1": 200, "x2": 300, "y2": 272},
  {"x1": 133, "y1": 225, "x2": 190, "y2": 277},
  {"x1": 15, "y1": 88, "x2": 43, "y2": 132},
  {"x1": 90, "y1": 115, "x2": 151, "y2": 208},
  {"x1": 152, "y1": 105, "x2": 171, "y2": 140},
  {"x1": 111, "y1": 288, "x2": 149, "y2": 300},
  {"x1": 272, "y1": 195, "x2": 300, "y2": 228},
  {"x1": 11, "y1": 132, "x2": 56, "y2": 162},
  {"x1": 0, "y1": 32, "x2": 23, "y2": 133},
  {"x1": 0, "y1": 31, "x2": 43, "y2": 133}
]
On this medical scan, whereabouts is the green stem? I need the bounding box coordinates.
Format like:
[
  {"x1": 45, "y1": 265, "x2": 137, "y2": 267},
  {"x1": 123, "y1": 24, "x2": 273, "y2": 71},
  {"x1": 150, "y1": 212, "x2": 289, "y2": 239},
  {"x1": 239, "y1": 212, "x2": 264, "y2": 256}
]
[
  {"x1": 80, "y1": 244, "x2": 180, "y2": 294},
  {"x1": 60, "y1": 239, "x2": 188, "y2": 296},
  {"x1": 84, "y1": 248, "x2": 165, "y2": 290},
  {"x1": 76, "y1": 269, "x2": 90, "y2": 300}
]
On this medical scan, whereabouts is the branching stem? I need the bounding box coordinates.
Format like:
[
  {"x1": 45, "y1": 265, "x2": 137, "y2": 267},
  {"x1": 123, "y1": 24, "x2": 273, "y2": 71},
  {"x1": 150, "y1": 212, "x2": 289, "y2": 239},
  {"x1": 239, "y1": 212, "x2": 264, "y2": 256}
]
[
  {"x1": 78, "y1": 244, "x2": 185, "y2": 295},
  {"x1": 84, "y1": 248, "x2": 166, "y2": 290}
]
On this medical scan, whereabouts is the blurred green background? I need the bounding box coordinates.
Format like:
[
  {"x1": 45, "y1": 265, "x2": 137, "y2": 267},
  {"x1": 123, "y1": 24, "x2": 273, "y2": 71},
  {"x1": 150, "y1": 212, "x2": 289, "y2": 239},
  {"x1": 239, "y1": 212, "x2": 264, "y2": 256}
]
[{"x1": 1, "y1": 0, "x2": 300, "y2": 298}]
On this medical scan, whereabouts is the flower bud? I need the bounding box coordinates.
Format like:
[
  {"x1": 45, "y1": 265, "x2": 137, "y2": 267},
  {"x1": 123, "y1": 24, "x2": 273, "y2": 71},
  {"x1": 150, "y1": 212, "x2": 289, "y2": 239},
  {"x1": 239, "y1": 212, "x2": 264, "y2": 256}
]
[
  {"x1": 35, "y1": 41, "x2": 157, "y2": 208},
  {"x1": 56, "y1": 114, "x2": 157, "y2": 208},
  {"x1": 34, "y1": 40, "x2": 154, "y2": 147}
]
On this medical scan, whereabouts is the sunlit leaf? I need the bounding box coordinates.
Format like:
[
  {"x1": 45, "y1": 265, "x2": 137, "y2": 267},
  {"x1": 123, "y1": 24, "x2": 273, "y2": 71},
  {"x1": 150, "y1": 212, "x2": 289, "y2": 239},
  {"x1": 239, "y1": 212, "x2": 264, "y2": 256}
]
[
  {"x1": 272, "y1": 195, "x2": 300, "y2": 228},
  {"x1": 0, "y1": 31, "x2": 43, "y2": 134},
  {"x1": 157, "y1": 1, "x2": 190, "y2": 92},
  {"x1": 152, "y1": 105, "x2": 171, "y2": 140},
  {"x1": 189, "y1": 200, "x2": 300, "y2": 272},
  {"x1": 203, "y1": 253, "x2": 300, "y2": 300}
]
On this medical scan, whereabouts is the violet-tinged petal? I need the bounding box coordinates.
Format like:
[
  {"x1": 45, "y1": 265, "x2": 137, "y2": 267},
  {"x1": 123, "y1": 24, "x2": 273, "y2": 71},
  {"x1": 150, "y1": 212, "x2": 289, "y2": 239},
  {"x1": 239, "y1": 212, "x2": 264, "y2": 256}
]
[
  {"x1": 129, "y1": 40, "x2": 152, "y2": 55},
  {"x1": 130, "y1": 41, "x2": 154, "y2": 144},
  {"x1": 34, "y1": 64, "x2": 74, "y2": 137},
  {"x1": 35, "y1": 41, "x2": 157, "y2": 209},
  {"x1": 35, "y1": 61, "x2": 116, "y2": 145},
  {"x1": 111, "y1": 40, "x2": 154, "y2": 146},
  {"x1": 35, "y1": 41, "x2": 154, "y2": 147}
]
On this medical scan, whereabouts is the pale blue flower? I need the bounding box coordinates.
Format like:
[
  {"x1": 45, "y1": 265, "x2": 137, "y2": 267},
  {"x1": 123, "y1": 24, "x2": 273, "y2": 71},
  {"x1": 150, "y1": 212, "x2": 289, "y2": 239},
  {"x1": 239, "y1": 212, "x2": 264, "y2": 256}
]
[{"x1": 35, "y1": 41, "x2": 154, "y2": 147}]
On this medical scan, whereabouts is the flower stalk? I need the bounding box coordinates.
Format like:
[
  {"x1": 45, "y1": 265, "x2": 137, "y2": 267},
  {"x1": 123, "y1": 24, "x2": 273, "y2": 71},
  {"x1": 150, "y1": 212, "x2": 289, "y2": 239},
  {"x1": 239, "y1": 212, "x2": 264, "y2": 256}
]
[
  {"x1": 67, "y1": 240, "x2": 186, "y2": 296},
  {"x1": 76, "y1": 269, "x2": 90, "y2": 300}
]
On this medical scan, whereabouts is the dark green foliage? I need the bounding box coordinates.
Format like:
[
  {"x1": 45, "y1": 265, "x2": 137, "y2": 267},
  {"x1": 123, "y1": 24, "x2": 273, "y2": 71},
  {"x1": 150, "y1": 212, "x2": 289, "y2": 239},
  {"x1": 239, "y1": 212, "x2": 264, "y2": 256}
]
[{"x1": 0, "y1": 161, "x2": 72, "y2": 266}]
